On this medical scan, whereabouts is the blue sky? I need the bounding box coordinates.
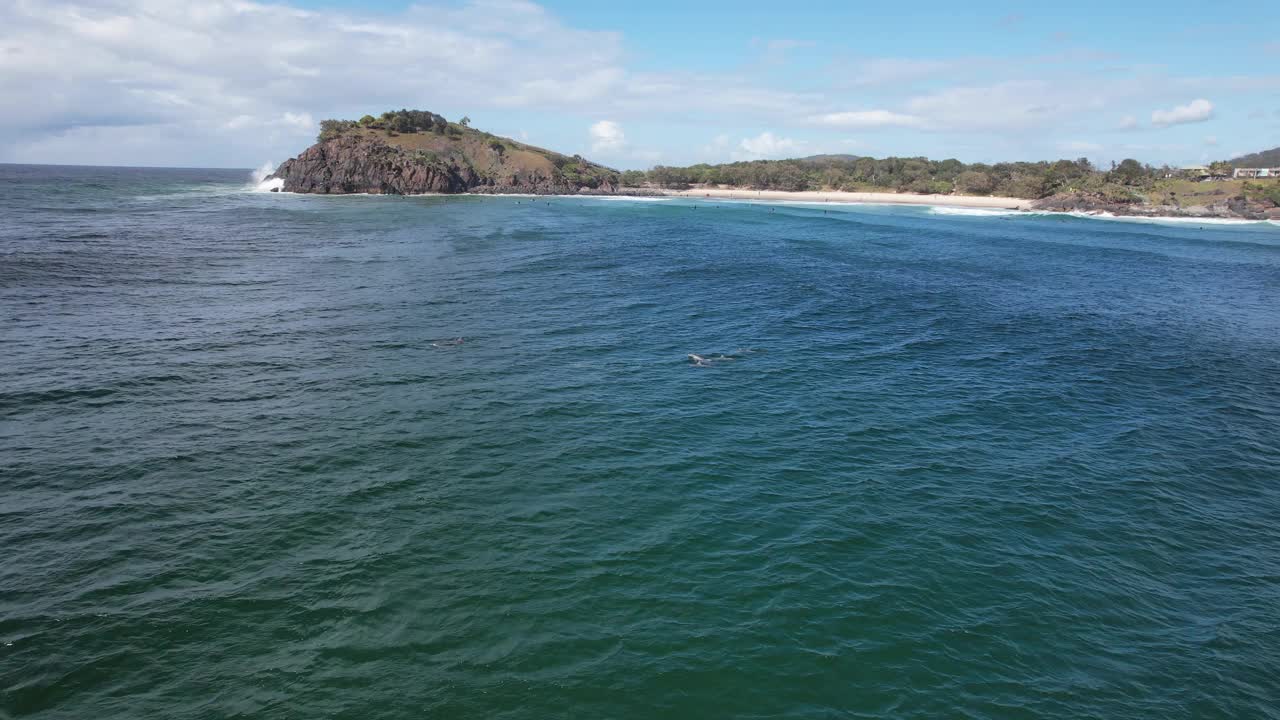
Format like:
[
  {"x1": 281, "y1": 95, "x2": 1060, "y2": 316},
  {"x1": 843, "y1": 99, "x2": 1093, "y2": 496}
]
[{"x1": 1, "y1": 0, "x2": 1277, "y2": 169}]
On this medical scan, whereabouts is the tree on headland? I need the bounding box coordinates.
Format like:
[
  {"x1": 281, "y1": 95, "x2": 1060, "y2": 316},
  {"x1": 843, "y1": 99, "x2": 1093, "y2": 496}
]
[
  {"x1": 1109, "y1": 158, "x2": 1147, "y2": 186},
  {"x1": 320, "y1": 110, "x2": 457, "y2": 141},
  {"x1": 318, "y1": 119, "x2": 357, "y2": 141},
  {"x1": 459, "y1": 116, "x2": 471, "y2": 127}
]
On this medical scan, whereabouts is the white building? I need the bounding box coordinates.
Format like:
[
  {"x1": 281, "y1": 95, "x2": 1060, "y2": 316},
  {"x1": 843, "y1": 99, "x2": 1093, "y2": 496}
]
[{"x1": 1233, "y1": 168, "x2": 1279, "y2": 179}]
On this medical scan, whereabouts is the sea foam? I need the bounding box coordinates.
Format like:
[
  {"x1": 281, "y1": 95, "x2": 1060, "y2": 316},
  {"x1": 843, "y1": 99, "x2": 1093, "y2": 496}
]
[
  {"x1": 251, "y1": 163, "x2": 284, "y2": 192},
  {"x1": 1102, "y1": 215, "x2": 1272, "y2": 227},
  {"x1": 927, "y1": 206, "x2": 1278, "y2": 229},
  {"x1": 929, "y1": 207, "x2": 1023, "y2": 217},
  {"x1": 572, "y1": 195, "x2": 672, "y2": 202}
]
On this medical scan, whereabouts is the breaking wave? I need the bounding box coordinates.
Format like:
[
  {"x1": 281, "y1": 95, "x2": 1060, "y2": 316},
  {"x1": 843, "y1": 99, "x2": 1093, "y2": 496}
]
[
  {"x1": 1109, "y1": 215, "x2": 1274, "y2": 226},
  {"x1": 926, "y1": 206, "x2": 1278, "y2": 229},
  {"x1": 929, "y1": 207, "x2": 1023, "y2": 217},
  {"x1": 250, "y1": 163, "x2": 283, "y2": 192},
  {"x1": 573, "y1": 195, "x2": 672, "y2": 203}
]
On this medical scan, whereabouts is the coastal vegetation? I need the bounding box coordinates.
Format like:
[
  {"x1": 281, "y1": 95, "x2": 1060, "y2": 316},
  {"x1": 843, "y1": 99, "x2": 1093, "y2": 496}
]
[
  {"x1": 623, "y1": 153, "x2": 1279, "y2": 203},
  {"x1": 276, "y1": 115, "x2": 1278, "y2": 216}
]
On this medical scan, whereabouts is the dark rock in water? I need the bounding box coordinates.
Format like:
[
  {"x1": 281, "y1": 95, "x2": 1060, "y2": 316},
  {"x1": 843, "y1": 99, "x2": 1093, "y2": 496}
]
[
  {"x1": 270, "y1": 135, "x2": 468, "y2": 195},
  {"x1": 270, "y1": 187, "x2": 279, "y2": 192},
  {"x1": 268, "y1": 130, "x2": 629, "y2": 196}
]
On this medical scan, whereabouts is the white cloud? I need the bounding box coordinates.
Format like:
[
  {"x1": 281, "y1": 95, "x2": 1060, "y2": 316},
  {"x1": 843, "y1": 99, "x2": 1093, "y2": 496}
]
[
  {"x1": 734, "y1": 132, "x2": 805, "y2": 160},
  {"x1": 0, "y1": 0, "x2": 832, "y2": 166},
  {"x1": 221, "y1": 111, "x2": 313, "y2": 133},
  {"x1": 903, "y1": 81, "x2": 1097, "y2": 131},
  {"x1": 587, "y1": 119, "x2": 664, "y2": 164},
  {"x1": 834, "y1": 58, "x2": 956, "y2": 87},
  {"x1": 1204, "y1": 135, "x2": 1218, "y2": 146},
  {"x1": 0, "y1": 0, "x2": 640, "y2": 165},
  {"x1": 809, "y1": 110, "x2": 924, "y2": 129},
  {"x1": 753, "y1": 37, "x2": 812, "y2": 65},
  {"x1": 1151, "y1": 98, "x2": 1213, "y2": 127},
  {"x1": 589, "y1": 120, "x2": 626, "y2": 153},
  {"x1": 695, "y1": 133, "x2": 732, "y2": 161},
  {"x1": 222, "y1": 115, "x2": 255, "y2": 131},
  {"x1": 282, "y1": 112, "x2": 315, "y2": 131},
  {"x1": 1118, "y1": 115, "x2": 1139, "y2": 130},
  {"x1": 1060, "y1": 140, "x2": 1102, "y2": 153},
  {"x1": 0, "y1": 0, "x2": 1267, "y2": 169}
]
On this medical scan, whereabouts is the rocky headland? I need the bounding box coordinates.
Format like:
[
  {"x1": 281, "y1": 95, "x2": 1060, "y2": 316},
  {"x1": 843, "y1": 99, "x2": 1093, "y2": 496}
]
[{"x1": 269, "y1": 110, "x2": 624, "y2": 195}]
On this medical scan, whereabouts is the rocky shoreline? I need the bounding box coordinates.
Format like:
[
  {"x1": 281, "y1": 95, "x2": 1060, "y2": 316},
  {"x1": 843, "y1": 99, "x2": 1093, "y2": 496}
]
[
  {"x1": 268, "y1": 134, "x2": 1279, "y2": 222},
  {"x1": 1032, "y1": 191, "x2": 1280, "y2": 221},
  {"x1": 269, "y1": 133, "x2": 624, "y2": 196}
]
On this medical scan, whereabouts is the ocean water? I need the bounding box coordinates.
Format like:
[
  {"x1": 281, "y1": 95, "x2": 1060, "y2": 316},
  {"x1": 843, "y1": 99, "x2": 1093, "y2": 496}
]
[{"x1": 3, "y1": 164, "x2": 1280, "y2": 719}]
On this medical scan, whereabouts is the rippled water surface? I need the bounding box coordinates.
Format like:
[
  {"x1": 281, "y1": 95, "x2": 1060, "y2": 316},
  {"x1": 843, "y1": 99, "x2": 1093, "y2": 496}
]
[{"x1": 3, "y1": 164, "x2": 1280, "y2": 719}]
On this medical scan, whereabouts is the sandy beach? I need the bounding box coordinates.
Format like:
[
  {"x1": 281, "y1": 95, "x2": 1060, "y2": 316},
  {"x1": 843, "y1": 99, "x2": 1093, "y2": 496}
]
[{"x1": 661, "y1": 187, "x2": 1033, "y2": 210}]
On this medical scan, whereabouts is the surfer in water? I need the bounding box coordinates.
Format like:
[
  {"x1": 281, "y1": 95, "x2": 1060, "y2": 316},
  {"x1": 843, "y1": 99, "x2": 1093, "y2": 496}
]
[{"x1": 688, "y1": 352, "x2": 742, "y2": 367}]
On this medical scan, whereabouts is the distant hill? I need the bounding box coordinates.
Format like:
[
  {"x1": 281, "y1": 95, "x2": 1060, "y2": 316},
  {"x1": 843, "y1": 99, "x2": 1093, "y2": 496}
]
[
  {"x1": 797, "y1": 154, "x2": 864, "y2": 163},
  {"x1": 1229, "y1": 147, "x2": 1280, "y2": 168},
  {"x1": 270, "y1": 109, "x2": 620, "y2": 195}
]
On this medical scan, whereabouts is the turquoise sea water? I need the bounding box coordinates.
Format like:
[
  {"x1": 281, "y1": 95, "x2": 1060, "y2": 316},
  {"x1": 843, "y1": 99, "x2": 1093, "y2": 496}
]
[{"x1": 2, "y1": 164, "x2": 1279, "y2": 719}]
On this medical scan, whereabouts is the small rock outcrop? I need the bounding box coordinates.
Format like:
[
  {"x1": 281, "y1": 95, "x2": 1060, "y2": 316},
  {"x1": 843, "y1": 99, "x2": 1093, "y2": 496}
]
[
  {"x1": 1033, "y1": 191, "x2": 1276, "y2": 221},
  {"x1": 270, "y1": 127, "x2": 621, "y2": 196}
]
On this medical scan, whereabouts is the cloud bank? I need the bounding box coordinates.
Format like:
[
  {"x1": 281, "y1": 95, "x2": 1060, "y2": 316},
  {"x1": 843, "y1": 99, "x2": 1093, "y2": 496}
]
[
  {"x1": 0, "y1": 0, "x2": 1266, "y2": 168},
  {"x1": 1151, "y1": 99, "x2": 1214, "y2": 127},
  {"x1": 589, "y1": 120, "x2": 626, "y2": 153}
]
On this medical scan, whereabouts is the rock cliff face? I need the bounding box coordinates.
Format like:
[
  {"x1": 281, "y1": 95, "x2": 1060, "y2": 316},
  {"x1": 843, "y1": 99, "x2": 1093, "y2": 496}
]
[
  {"x1": 1032, "y1": 191, "x2": 1279, "y2": 221},
  {"x1": 271, "y1": 135, "x2": 470, "y2": 194},
  {"x1": 270, "y1": 130, "x2": 620, "y2": 195}
]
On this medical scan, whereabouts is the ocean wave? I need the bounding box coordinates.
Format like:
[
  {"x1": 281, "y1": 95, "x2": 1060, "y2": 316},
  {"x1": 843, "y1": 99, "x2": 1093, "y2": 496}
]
[
  {"x1": 707, "y1": 198, "x2": 900, "y2": 209},
  {"x1": 250, "y1": 162, "x2": 284, "y2": 192},
  {"x1": 1088, "y1": 214, "x2": 1279, "y2": 229},
  {"x1": 938, "y1": 207, "x2": 1279, "y2": 229},
  {"x1": 572, "y1": 195, "x2": 672, "y2": 203},
  {"x1": 1107, "y1": 215, "x2": 1268, "y2": 226},
  {"x1": 776, "y1": 200, "x2": 900, "y2": 208},
  {"x1": 928, "y1": 207, "x2": 1024, "y2": 217}
]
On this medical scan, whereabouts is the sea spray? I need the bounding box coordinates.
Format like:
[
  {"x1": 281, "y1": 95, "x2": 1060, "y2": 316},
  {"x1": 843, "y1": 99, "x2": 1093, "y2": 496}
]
[{"x1": 251, "y1": 162, "x2": 284, "y2": 192}]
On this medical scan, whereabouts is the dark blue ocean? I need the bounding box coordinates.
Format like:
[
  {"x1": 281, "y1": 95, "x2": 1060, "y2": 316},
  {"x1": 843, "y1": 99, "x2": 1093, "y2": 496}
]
[{"x1": 3, "y1": 164, "x2": 1279, "y2": 719}]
